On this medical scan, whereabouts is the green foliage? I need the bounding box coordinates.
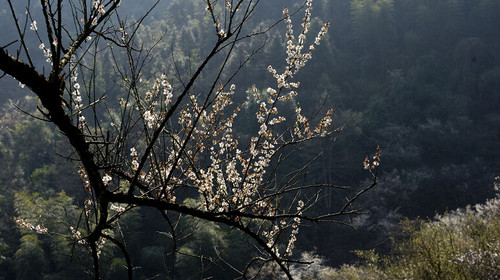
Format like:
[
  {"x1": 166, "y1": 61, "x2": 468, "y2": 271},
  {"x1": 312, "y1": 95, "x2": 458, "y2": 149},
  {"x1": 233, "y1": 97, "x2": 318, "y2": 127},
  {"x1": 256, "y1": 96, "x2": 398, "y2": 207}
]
[
  {"x1": 105, "y1": 258, "x2": 128, "y2": 280},
  {"x1": 30, "y1": 164, "x2": 59, "y2": 193},
  {"x1": 14, "y1": 234, "x2": 46, "y2": 280},
  {"x1": 12, "y1": 120, "x2": 55, "y2": 175},
  {"x1": 13, "y1": 191, "x2": 88, "y2": 279},
  {"x1": 334, "y1": 191, "x2": 500, "y2": 279},
  {"x1": 14, "y1": 191, "x2": 78, "y2": 232}
]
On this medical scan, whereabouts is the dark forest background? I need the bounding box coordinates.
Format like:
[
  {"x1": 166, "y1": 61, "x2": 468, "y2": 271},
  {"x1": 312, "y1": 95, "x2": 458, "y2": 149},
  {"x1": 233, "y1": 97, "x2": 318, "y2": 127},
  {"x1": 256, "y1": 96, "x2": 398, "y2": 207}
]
[{"x1": 1, "y1": 0, "x2": 500, "y2": 279}]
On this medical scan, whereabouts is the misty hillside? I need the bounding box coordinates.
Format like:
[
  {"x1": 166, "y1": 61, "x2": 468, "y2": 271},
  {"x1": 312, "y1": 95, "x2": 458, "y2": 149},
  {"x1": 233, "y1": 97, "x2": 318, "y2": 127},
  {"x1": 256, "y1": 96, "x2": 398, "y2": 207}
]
[{"x1": 1, "y1": 0, "x2": 499, "y2": 279}]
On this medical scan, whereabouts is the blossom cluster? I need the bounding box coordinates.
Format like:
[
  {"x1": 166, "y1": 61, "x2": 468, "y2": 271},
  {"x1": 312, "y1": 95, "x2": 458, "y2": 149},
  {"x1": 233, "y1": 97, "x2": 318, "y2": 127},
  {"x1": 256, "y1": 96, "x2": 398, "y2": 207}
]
[
  {"x1": 285, "y1": 200, "x2": 304, "y2": 256},
  {"x1": 91, "y1": 0, "x2": 107, "y2": 25},
  {"x1": 454, "y1": 244, "x2": 500, "y2": 275},
  {"x1": 130, "y1": 147, "x2": 139, "y2": 171},
  {"x1": 265, "y1": 1, "x2": 332, "y2": 141},
  {"x1": 93, "y1": 0, "x2": 106, "y2": 15},
  {"x1": 16, "y1": 218, "x2": 48, "y2": 234},
  {"x1": 102, "y1": 173, "x2": 112, "y2": 186},
  {"x1": 115, "y1": 0, "x2": 331, "y2": 260},
  {"x1": 363, "y1": 146, "x2": 382, "y2": 170},
  {"x1": 68, "y1": 59, "x2": 88, "y2": 129},
  {"x1": 39, "y1": 43, "x2": 52, "y2": 64},
  {"x1": 70, "y1": 226, "x2": 86, "y2": 245},
  {"x1": 30, "y1": 20, "x2": 37, "y2": 31},
  {"x1": 136, "y1": 74, "x2": 174, "y2": 129},
  {"x1": 70, "y1": 226, "x2": 106, "y2": 258},
  {"x1": 167, "y1": 1, "x2": 330, "y2": 257},
  {"x1": 78, "y1": 168, "x2": 94, "y2": 218},
  {"x1": 205, "y1": 1, "x2": 227, "y2": 38},
  {"x1": 29, "y1": 18, "x2": 53, "y2": 64},
  {"x1": 282, "y1": 0, "x2": 330, "y2": 75}
]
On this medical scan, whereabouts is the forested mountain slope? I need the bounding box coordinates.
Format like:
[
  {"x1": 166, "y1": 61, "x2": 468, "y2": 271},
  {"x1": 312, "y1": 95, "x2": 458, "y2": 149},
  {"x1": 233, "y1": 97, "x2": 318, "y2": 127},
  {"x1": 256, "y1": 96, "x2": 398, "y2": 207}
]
[{"x1": 1, "y1": 0, "x2": 499, "y2": 278}]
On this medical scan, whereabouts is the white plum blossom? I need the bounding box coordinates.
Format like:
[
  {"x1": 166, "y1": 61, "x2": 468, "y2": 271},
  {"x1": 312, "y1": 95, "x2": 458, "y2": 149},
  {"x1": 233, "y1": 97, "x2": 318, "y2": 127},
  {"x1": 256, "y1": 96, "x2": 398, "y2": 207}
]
[
  {"x1": 30, "y1": 21, "x2": 37, "y2": 31},
  {"x1": 16, "y1": 218, "x2": 48, "y2": 234},
  {"x1": 102, "y1": 174, "x2": 112, "y2": 186}
]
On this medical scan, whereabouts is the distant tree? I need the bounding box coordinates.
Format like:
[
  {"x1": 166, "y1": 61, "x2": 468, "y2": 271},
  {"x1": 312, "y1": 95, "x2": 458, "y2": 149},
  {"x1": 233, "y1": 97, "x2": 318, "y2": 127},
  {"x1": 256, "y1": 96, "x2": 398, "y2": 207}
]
[
  {"x1": 14, "y1": 234, "x2": 46, "y2": 280},
  {"x1": 332, "y1": 181, "x2": 500, "y2": 280},
  {"x1": 0, "y1": 0, "x2": 378, "y2": 279}
]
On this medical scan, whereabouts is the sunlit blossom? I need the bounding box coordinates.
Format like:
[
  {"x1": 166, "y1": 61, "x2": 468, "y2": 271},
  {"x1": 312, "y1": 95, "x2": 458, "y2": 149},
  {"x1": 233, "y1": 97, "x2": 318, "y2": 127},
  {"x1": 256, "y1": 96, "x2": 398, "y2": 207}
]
[
  {"x1": 102, "y1": 174, "x2": 112, "y2": 186},
  {"x1": 16, "y1": 218, "x2": 48, "y2": 234},
  {"x1": 30, "y1": 21, "x2": 37, "y2": 31}
]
